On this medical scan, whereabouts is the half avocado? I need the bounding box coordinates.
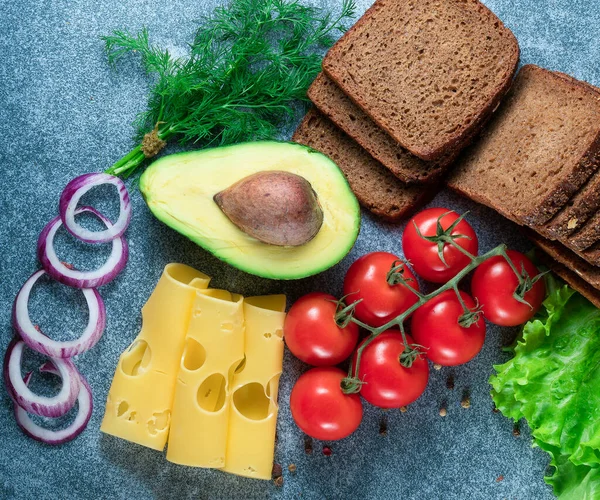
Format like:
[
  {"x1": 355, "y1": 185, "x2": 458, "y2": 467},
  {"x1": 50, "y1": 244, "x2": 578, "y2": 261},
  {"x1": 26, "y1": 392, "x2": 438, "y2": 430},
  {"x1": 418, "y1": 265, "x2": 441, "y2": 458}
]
[{"x1": 139, "y1": 141, "x2": 360, "y2": 280}]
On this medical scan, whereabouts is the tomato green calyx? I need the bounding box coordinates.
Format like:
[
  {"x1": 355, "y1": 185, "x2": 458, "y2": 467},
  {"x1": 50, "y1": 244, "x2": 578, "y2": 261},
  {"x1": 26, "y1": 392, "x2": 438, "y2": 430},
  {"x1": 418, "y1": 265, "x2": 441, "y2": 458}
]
[
  {"x1": 512, "y1": 263, "x2": 547, "y2": 308},
  {"x1": 341, "y1": 376, "x2": 365, "y2": 394},
  {"x1": 453, "y1": 285, "x2": 483, "y2": 328},
  {"x1": 412, "y1": 212, "x2": 474, "y2": 267},
  {"x1": 332, "y1": 293, "x2": 362, "y2": 328},
  {"x1": 399, "y1": 344, "x2": 426, "y2": 368},
  {"x1": 386, "y1": 261, "x2": 421, "y2": 300}
]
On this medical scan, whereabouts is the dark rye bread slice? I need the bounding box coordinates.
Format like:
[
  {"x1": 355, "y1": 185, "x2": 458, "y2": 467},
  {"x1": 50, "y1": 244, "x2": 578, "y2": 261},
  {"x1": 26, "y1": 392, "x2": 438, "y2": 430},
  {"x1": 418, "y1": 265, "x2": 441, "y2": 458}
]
[
  {"x1": 525, "y1": 229, "x2": 600, "y2": 289},
  {"x1": 307, "y1": 73, "x2": 451, "y2": 184},
  {"x1": 538, "y1": 78, "x2": 600, "y2": 239},
  {"x1": 447, "y1": 65, "x2": 600, "y2": 226},
  {"x1": 322, "y1": 0, "x2": 519, "y2": 162},
  {"x1": 292, "y1": 109, "x2": 433, "y2": 221},
  {"x1": 567, "y1": 211, "x2": 600, "y2": 251},
  {"x1": 541, "y1": 168, "x2": 600, "y2": 239},
  {"x1": 535, "y1": 250, "x2": 600, "y2": 309}
]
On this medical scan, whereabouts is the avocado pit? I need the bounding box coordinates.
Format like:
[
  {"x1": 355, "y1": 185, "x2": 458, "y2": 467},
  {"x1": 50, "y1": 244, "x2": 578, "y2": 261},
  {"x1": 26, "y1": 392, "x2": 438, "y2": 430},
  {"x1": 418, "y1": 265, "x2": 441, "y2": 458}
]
[{"x1": 214, "y1": 171, "x2": 324, "y2": 247}]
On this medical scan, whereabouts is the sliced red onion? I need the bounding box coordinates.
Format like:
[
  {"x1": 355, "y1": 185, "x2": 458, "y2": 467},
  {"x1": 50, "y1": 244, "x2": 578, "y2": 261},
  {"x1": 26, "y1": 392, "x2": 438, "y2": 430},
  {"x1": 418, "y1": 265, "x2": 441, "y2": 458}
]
[
  {"x1": 38, "y1": 206, "x2": 128, "y2": 288},
  {"x1": 4, "y1": 339, "x2": 80, "y2": 418},
  {"x1": 15, "y1": 364, "x2": 93, "y2": 445},
  {"x1": 59, "y1": 173, "x2": 131, "y2": 243},
  {"x1": 13, "y1": 269, "x2": 106, "y2": 358}
]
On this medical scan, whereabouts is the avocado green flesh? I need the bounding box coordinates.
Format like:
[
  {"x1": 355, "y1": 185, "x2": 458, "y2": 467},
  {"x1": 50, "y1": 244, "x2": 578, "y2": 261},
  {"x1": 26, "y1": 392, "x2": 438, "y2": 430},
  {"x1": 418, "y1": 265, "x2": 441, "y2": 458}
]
[{"x1": 139, "y1": 141, "x2": 360, "y2": 280}]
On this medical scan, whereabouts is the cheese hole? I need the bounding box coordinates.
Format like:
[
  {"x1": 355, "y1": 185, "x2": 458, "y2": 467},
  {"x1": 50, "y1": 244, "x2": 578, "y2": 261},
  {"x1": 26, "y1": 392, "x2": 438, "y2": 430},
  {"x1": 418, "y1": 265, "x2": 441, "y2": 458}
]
[
  {"x1": 228, "y1": 357, "x2": 246, "y2": 387},
  {"x1": 117, "y1": 400, "x2": 129, "y2": 417},
  {"x1": 221, "y1": 322, "x2": 234, "y2": 332},
  {"x1": 266, "y1": 374, "x2": 280, "y2": 400},
  {"x1": 233, "y1": 382, "x2": 270, "y2": 420},
  {"x1": 193, "y1": 308, "x2": 202, "y2": 318},
  {"x1": 121, "y1": 340, "x2": 151, "y2": 376},
  {"x1": 147, "y1": 410, "x2": 171, "y2": 435},
  {"x1": 197, "y1": 373, "x2": 227, "y2": 412},
  {"x1": 274, "y1": 329, "x2": 283, "y2": 338},
  {"x1": 127, "y1": 411, "x2": 137, "y2": 422},
  {"x1": 182, "y1": 338, "x2": 206, "y2": 371}
]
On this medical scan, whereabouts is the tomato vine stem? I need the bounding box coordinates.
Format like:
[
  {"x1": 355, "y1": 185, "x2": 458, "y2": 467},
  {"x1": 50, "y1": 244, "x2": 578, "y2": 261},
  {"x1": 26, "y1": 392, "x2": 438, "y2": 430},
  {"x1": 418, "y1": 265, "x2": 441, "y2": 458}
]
[{"x1": 341, "y1": 232, "x2": 542, "y2": 394}]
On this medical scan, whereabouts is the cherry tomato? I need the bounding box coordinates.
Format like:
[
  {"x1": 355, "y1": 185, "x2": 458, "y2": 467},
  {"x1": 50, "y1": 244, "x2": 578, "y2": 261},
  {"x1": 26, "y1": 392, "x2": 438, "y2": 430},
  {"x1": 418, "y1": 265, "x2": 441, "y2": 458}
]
[
  {"x1": 290, "y1": 367, "x2": 363, "y2": 440},
  {"x1": 284, "y1": 292, "x2": 359, "y2": 366},
  {"x1": 471, "y1": 250, "x2": 545, "y2": 327},
  {"x1": 343, "y1": 252, "x2": 420, "y2": 327},
  {"x1": 411, "y1": 290, "x2": 486, "y2": 366},
  {"x1": 402, "y1": 207, "x2": 478, "y2": 283},
  {"x1": 353, "y1": 331, "x2": 429, "y2": 408}
]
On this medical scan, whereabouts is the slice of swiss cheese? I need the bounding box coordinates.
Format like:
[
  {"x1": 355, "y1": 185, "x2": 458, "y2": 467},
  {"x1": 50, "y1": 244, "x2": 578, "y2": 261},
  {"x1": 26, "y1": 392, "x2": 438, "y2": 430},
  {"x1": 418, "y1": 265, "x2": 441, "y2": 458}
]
[
  {"x1": 166, "y1": 289, "x2": 245, "y2": 467},
  {"x1": 100, "y1": 264, "x2": 210, "y2": 450},
  {"x1": 222, "y1": 295, "x2": 286, "y2": 479}
]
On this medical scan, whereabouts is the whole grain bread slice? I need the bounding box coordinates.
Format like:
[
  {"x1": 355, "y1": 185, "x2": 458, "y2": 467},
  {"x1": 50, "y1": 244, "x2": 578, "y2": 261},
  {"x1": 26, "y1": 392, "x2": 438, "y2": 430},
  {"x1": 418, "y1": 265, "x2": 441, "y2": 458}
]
[
  {"x1": 307, "y1": 73, "x2": 451, "y2": 184},
  {"x1": 292, "y1": 109, "x2": 433, "y2": 221},
  {"x1": 565, "y1": 211, "x2": 600, "y2": 251},
  {"x1": 541, "y1": 168, "x2": 600, "y2": 239},
  {"x1": 525, "y1": 229, "x2": 600, "y2": 289},
  {"x1": 537, "y1": 77, "x2": 600, "y2": 238},
  {"x1": 322, "y1": 0, "x2": 519, "y2": 161},
  {"x1": 447, "y1": 65, "x2": 600, "y2": 226},
  {"x1": 535, "y1": 250, "x2": 600, "y2": 309}
]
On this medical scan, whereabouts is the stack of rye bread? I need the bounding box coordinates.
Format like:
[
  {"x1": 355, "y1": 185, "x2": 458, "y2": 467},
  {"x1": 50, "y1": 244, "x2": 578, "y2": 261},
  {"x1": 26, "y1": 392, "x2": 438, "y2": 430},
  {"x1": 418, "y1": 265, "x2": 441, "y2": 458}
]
[{"x1": 292, "y1": 0, "x2": 600, "y2": 307}]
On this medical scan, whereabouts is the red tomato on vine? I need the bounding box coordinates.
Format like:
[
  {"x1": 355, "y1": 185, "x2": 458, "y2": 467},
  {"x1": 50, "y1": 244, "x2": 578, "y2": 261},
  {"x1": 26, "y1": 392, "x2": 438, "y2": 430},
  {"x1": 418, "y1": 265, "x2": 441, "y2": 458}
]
[
  {"x1": 471, "y1": 250, "x2": 545, "y2": 326},
  {"x1": 403, "y1": 208, "x2": 478, "y2": 283},
  {"x1": 284, "y1": 292, "x2": 359, "y2": 366},
  {"x1": 290, "y1": 367, "x2": 363, "y2": 440},
  {"x1": 411, "y1": 290, "x2": 486, "y2": 366},
  {"x1": 353, "y1": 331, "x2": 429, "y2": 408},
  {"x1": 343, "y1": 252, "x2": 420, "y2": 327}
]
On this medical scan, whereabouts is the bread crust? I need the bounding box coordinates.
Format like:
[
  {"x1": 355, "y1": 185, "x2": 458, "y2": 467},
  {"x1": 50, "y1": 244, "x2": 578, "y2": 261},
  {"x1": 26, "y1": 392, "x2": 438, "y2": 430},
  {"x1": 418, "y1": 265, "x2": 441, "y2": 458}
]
[
  {"x1": 307, "y1": 73, "x2": 451, "y2": 184},
  {"x1": 525, "y1": 229, "x2": 600, "y2": 289},
  {"x1": 323, "y1": 0, "x2": 520, "y2": 161},
  {"x1": 292, "y1": 109, "x2": 435, "y2": 221},
  {"x1": 535, "y1": 249, "x2": 600, "y2": 308},
  {"x1": 447, "y1": 65, "x2": 600, "y2": 227}
]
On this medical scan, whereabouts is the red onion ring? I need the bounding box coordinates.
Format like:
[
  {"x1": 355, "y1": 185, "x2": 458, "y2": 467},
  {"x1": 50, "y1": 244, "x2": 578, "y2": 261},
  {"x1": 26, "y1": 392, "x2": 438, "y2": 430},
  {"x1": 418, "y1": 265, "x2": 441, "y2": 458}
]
[
  {"x1": 16, "y1": 363, "x2": 93, "y2": 445},
  {"x1": 4, "y1": 339, "x2": 80, "y2": 418},
  {"x1": 38, "y1": 206, "x2": 128, "y2": 288},
  {"x1": 13, "y1": 269, "x2": 106, "y2": 358},
  {"x1": 59, "y1": 173, "x2": 131, "y2": 243}
]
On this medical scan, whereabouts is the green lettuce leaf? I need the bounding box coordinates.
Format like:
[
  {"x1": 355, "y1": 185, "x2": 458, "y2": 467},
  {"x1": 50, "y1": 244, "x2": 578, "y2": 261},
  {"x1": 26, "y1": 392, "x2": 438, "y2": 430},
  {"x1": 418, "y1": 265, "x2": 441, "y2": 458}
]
[{"x1": 490, "y1": 275, "x2": 600, "y2": 498}]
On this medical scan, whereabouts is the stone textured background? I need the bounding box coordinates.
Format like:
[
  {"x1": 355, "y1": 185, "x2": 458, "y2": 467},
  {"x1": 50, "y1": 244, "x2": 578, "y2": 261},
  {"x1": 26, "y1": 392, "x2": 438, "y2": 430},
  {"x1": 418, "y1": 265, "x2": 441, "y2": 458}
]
[{"x1": 1, "y1": 0, "x2": 598, "y2": 498}]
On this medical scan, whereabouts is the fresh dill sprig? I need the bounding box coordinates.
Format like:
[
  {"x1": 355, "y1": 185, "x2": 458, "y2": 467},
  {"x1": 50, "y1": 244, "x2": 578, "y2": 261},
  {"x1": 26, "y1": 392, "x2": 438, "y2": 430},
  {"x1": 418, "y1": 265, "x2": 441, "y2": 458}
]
[{"x1": 102, "y1": 0, "x2": 356, "y2": 178}]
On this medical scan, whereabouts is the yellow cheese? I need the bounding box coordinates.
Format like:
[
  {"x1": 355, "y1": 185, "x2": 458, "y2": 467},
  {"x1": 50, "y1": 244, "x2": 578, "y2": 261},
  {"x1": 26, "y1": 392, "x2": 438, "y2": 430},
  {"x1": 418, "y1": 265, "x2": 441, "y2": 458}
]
[
  {"x1": 100, "y1": 264, "x2": 210, "y2": 450},
  {"x1": 166, "y1": 289, "x2": 245, "y2": 467},
  {"x1": 222, "y1": 295, "x2": 286, "y2": 479}
]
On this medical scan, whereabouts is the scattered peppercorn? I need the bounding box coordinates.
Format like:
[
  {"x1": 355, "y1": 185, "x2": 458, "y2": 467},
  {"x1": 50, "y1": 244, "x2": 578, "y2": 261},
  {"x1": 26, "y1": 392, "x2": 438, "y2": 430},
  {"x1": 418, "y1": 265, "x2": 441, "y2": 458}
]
[
  {"x1": 274, "y1": 476, "x2": 284, "y2": 487},
  {"x1": 400, "y1": 406, "x2": 408, "y2": 413},
  {"x1": 272, "y1": 463, "x2": 282, "y2": 479},
  {"x1": 304, "y1": 435, "x2": 313, "y2": 454},
  {"x1": 496, "y1": 475, "x2": 504, "y2": 483},
  {"x1": 492, "y1": 404, "x2": 499, "y2": 413},
  {"x1": 439, "y1": 401, "x2": 447, "y2": 417},
  {"x1": 513, "y1": 424, "x2": 521, "y2": 437},
  {"x1": 322, "y1": 446, "x2": 332, "y2": 456},
  {"x1": 446, "y1": 374, "x2": 455, "y2": 390},
  {"x1": 460, "y1": 389, "x2": 471, "y2": 409},
  {"x1": 433, "y1": 363, "x2": 442, "y2": 371},
  {"x1": 288, "y1": 464, "x2": 297, "y2": 474}
]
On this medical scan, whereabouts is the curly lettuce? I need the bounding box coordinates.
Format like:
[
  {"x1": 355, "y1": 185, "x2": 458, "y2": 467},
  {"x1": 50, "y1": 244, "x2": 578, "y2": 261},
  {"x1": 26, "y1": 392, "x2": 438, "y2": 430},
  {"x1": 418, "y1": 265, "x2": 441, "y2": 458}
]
[{"x1": 490, "y1": 275, "x2": 600, "y2": 499}]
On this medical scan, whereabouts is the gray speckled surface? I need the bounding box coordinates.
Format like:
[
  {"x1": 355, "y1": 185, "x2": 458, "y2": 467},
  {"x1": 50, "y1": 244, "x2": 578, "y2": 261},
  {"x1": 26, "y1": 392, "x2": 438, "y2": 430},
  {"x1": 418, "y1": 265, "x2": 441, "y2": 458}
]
[{"x1": 1, "y1": 0, "x2": 598, "y2": 498}]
